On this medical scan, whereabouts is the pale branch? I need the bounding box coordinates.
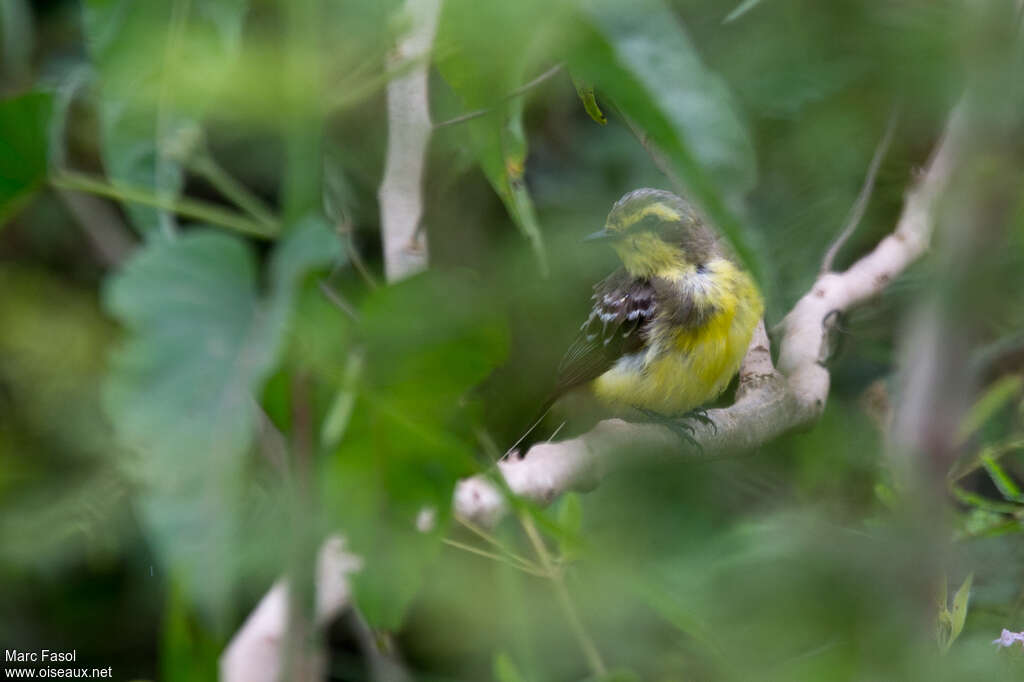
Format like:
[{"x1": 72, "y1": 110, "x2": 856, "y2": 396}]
[
  {"x1": 219, "y1": 536, "x2": 362, "y2": 682},
  {"x1": 454, "y1": 100, "x2": 968, "y2": 527},
  {"x1": 378, "y1": 0, "x2": 442, "y2": 283}
]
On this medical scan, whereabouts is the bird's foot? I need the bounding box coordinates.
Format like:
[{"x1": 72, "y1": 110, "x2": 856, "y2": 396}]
[
  {"x1": 687, "y1": 407, "x2": 717, "y2": 435},
  {"x1": 637, "y1": 408, "x2": 713, "y2": 452}
]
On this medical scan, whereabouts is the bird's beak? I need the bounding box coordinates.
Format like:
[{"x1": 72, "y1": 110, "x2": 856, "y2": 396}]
[{"x1": 583, "y1": 228, "x2": 617, "y2": 242}]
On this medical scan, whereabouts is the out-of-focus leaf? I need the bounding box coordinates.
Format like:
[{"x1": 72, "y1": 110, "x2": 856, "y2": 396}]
[
  {"x1": 956, "y1": 507, "x2": 1020, "y2": 539},
  {"x1": 325, "y1": 271, "x2": 508, "y2": 629},
  {"x1": 982, "y1": 456, "x2": 1023, "y2": 503},
  {"x1": 571, "y1": 0, "x2": 762, "y2": 277},
  {"x1": 572, "y1": 75, "x2": 607, "y2": 124},
  {"x1": 494, "y1": 652, "x2": 528, "y2": 682},
  {"x1": 435, "y1": 0, "x2": 570, "y2": 276},
  {"x1": 103, "y1": 218, "x2": 341, "y2": 620},
  {"x1": 723, "y1": 0, "x2": 765, "y2": 24},
  {"x1": 82, "y1": 0, "x2": 249, "y2": 237},
  {"x1": 949, "y1": 572, "x2": 973, "y2": 647},
  {"x1": 0, "y1": 0, "x2": 33, "y2": 84},
  {"x1": 160, "y1": 577, "x2": 220, "y2": 682},
  {"x1": 281, "y1": 0, "x2": 323, "y2": 224},
  {"x1": 937, "y1": 571, "x2": 974, "y2": 653},
  {"x1": 586, "y1": 671, "x2": 641, "y2": 682},
  {"x1": 957, "y1": 375, "x2": 1022, "y2": 443},
  {"x1": 0, "y1": 92, "x2": 53, "y2": 225}
]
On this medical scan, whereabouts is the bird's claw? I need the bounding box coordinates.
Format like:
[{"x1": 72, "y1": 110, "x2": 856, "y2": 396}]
[
  {"x1": 638, "y1": 408, "x2": 710, "y2": 453},
  {"x1": 688, "y1": 407, "x2": 717, "y2": 435}
]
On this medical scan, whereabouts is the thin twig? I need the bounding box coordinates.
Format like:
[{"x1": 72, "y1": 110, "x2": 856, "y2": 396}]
[
  {"x1": 820, "y1": 107, "x2": 901, "y2": 274},
  {"x1": 317, "y1": 280, "x2": 360, "y2": 321},
  {"x1": 433, "y1": 63, "x2": 564, "y2": 129},
  {"x1": 253, "y1": 402, "x2": 291, "y2": 477},
  {"x1": 188, "y1": 153, "x2": 279, "y2": 229},
  {"x1": 546, "y1": 421, "x2": 567, "y2": 443},
  {"x1": 520, "y1": 513, "x2": 607, "y2": 677},
  {"x1": 336, "y1": 214, "x2": 379, "y2": 288},
  {"x1": 441, "y1": 538, "x2": 547, "y2": 577},
  {"x1": 455, "y1": 515, "x2": 539, "y2": 571},
  {"x1": 50, "y1": 171, "x2": 280, "y2": 239},
  {"x1": 620, "y1": 113, "x2": 686, "y2": 195},
  {"x1": 327, "y1": 55, "x2": 426, "y2": 113}
]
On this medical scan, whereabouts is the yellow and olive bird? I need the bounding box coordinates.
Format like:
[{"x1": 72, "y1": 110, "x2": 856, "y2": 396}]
[{"x1": 523, "y1": 188, "x2": 763, "y2": 447}]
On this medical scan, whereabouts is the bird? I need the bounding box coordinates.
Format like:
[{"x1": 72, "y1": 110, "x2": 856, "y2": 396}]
[{"x1": 511, "y1": 188, "x2": 763, "y2": 454}]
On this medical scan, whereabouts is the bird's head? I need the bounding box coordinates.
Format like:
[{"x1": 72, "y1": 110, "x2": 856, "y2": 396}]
[{"x1": 585, "y1": 188, "x2": 719, "y2": 278}]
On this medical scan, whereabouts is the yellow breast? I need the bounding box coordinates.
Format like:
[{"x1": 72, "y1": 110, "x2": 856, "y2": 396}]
[{"x1": 593, "y1": 259, "x2": 762, "y2": 415}]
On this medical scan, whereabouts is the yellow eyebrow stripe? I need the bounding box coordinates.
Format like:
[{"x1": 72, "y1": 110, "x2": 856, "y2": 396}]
[
  {"x1": 609, "y1": 201, "x2": 684, "y2": 232},
  {"x1": 636, "y1": 204, "x2": 682, "y2": 222}
]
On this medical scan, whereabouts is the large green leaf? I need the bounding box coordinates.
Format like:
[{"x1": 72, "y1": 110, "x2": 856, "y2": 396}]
[
  {"x1": 0, "y1": 92, "x2": 53, "y2": 225},
  {"x1": 571, "y1": 0, "x2": 762, "y2": 277},
  {"x1": 324, "y1": 272, "x2": 508, "y2": 629},
  {"x1": 103, "y1": 218, "x2": 341, "y2": 619},
  {"x1": 82, "y1": 0, "x2": 249, "y2": 237},
  {"x1": 435, "y1": 0, "x2": 572, "y2": 276}
]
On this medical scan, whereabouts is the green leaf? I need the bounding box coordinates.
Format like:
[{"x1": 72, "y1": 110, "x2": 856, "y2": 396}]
[
  {"x1": 435, "y1": 0, "x2": 565, "y2": 276},
  {"x1": 572, "y1": 75, "x2": 607, "y2": 125},
  {"x1": 494, "y1": 652, "x2": 528, "y2": 682},
  {"x1": 103, "y1": 218, "x2": 341, "y2": 620},
  {"x1": 82, "y1": 0, "x2": 249, "y2": 237},
  {"x1": 161, "y1": 577, "x2": 220, "y2": 682},
  {"x1": 982, "y1": 455, "x2": 1023, "y2": 503},
  {"x1": 949, "y1": 572, "x2": 973, "y2": 647},
  {"x1": 571, "y1": 0, "x2": 762, "y2": 278},
  {"x1": 957, "y1": 374, "x2": 1023, "y2": 443},
  {"x1": 0, "y1": 92, "x2": 53, "y2": 225},
  {"x1": 325, "y1": 271, "x2": 508, "y2": 629}
]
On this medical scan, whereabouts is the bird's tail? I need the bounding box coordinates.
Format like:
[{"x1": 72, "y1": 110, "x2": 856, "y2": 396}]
[{"x1": 504, "y1": 394, "x2": 558, "y2": 459}]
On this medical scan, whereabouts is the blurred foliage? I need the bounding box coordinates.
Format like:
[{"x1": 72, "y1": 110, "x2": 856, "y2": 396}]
[
  {"x1": 0, "y1": 91, "x2": 52, "y2": 222},
  {"x1": 1, "y1": 0, "x2": 1024, "y2": 681},
  {"x1": 103, "y1": 217, "x2": 341, "y2": 623}
]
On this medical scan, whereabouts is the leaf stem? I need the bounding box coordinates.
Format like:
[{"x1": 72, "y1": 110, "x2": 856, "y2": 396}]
[
  {"x1": 520, "y1": 513, "x2": 607, "y2": 677},
  {"x1": 433, "y1": 63, "x2": 564, "y2": 129},
  {"x1": 188, "y1": 154, "x2": 279, "y2": 229},
  {"x1": 441, "y1": 538, "x2": 547, "y2": 577},
  {"x1": 50, "y1": 171, "x2": 280, "y2": 239},
  {"x1": 455, "y1": 515, "x2": 540, "y2": 572}
]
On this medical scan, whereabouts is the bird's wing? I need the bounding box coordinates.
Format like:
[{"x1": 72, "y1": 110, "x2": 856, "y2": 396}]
[{"x1": 552, "y1": 269, "x2": 658, "y2": 397}]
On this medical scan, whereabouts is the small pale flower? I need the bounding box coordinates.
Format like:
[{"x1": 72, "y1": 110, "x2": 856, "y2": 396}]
[{"x1": 993, "y1": 629, "x2": 1024, "y2": 648}]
